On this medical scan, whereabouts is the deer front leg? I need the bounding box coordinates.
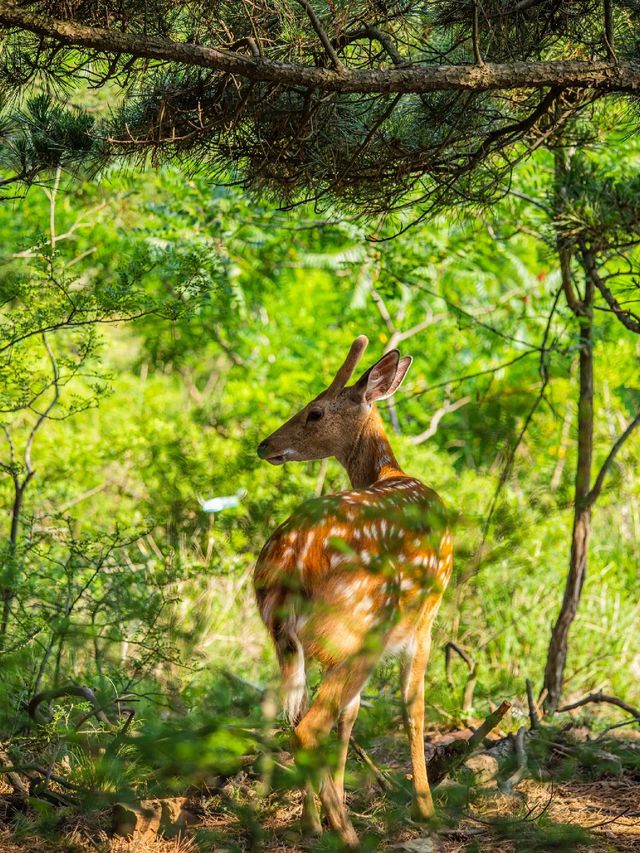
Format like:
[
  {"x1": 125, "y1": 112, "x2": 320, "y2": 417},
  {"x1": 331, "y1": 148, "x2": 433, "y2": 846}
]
[{"x1": 401, "y1": 628, "x2": 435, "y2": 821}]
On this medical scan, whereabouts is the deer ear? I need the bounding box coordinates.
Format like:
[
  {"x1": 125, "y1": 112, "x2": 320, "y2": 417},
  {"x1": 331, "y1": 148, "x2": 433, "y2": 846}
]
[
  {"x1": 351, "y1": 352, "x2": 412, "y2": 403},
  {"x1": 384, "y1": 355, "x2": 412, "y2": 398}
]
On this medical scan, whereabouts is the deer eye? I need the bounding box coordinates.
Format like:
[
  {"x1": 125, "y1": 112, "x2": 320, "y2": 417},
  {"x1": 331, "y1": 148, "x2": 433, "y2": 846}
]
[{"x1": 306, "y1": 408, "x2": 324, "y2": 424}]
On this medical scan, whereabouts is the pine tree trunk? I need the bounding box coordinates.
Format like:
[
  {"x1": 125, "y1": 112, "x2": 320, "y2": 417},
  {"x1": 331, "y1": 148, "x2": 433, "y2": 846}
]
[{"x1": 543, "y1": 293, "x2": 594, "y2": 710}]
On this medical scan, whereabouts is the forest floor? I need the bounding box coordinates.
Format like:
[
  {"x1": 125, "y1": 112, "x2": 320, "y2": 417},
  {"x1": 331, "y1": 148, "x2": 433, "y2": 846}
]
[{"x1": 1, "y1": 724, "x2": 639, "y2": 852}]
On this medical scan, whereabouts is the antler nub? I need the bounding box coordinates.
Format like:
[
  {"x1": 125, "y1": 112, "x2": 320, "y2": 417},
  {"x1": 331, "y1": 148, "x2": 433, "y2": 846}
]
[{"x1": 327, "y1": 335, "x2": 369, "y2": 395}]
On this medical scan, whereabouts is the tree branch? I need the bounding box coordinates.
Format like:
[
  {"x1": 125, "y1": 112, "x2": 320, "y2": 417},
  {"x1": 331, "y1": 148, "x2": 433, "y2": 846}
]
[
  {"x1": 24, "y1": 334, "x2": 60, "y2": 478},
  {"x1": 400, "y1": 349, "x2": 540, "y2": 404},
  {"x1": 362, "y1": 26, "x2": 404, "y2": 67},
  {"x1": 427, "y1": 701, "x2": 511, "y2": 786},
  {"x1": 408, "y1": 394, "x2": 471, "y2": 444},
  {"x1": 1, "y1": 5, "x2": 639, "y2": 95},
  {"x1": 582, "y1": 247, "x2": 640, "y2": 334},
  {"x1": 559, "y1": 245, "x2": 584, "y2": 315},
  {"x1": 472, "y1": 0, "x2": 484, "y2": 67},
  {"x1": 585, "y1": 409, "x2": 640, "y2": 509},
  {"x1": 603, "y1": 0, "x2": 616, "y2": 62},
  {"x1": 557, "y1": 691, "x2": 640, "y2": 720},
  {"x1": 296, "y1": 0, "x2": 343, "y2": 71},
  {"x1": 28, "y1": 685, "x2": 111, "y2": 724}
]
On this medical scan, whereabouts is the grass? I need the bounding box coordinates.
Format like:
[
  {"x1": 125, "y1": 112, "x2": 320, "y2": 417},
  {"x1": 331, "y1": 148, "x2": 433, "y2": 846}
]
[
  {"x1": 1, "y1": 492, "x2": 639, "y2": 851},
  {"x1": 2, "y1": 693, "x2": 639, "y2": 852}
]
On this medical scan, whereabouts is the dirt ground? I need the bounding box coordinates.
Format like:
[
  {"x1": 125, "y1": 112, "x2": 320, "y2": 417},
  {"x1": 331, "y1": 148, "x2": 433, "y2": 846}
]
[{"x1": 1, "y1": 729, "x2": 639, "y2": 852}]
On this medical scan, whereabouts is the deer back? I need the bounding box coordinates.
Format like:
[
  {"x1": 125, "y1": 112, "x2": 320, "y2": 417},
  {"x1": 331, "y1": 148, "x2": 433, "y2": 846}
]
[{"x1": 255, "y1": 474, "x2": 452, "y2": 666}]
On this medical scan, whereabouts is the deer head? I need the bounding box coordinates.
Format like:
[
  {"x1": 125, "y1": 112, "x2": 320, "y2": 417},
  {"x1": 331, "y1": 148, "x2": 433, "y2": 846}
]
[{"x1": 257, "y1": 336, "x2": 412, "y2": 466}]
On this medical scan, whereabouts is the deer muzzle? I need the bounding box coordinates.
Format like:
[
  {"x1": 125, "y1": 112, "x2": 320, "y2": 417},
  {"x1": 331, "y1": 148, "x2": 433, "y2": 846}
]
[{"x1": 257, "y1": 439, "x2": 289, "y2": 465}]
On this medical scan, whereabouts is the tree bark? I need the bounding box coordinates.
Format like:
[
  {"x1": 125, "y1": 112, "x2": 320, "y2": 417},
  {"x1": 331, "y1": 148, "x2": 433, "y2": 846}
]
[
  {"x1": 1, "y1": 4, "x2": 640, "y2": 96},
  {"x1": 0, "y1": 481, "x2": 25, "y2": 647},
  {"x1": 543, "y1": 279, "x2": 594, "y2": 710}
]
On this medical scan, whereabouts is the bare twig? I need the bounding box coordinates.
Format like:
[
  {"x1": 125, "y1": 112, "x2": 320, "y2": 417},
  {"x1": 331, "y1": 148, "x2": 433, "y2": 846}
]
[
  {"x1": 472, "y1": 0, "x2": 484, "y2": 66},
  {"x1": 408, "y1": 394, "x2": 471, "y2": 445},
  {"x1": 582, "y1": 247, "x2": 640, "y2": 333},
  {"x1": 557, "y1": 691, "x2": 640, "y2": 720},
  {"x1": 427, "y1": 701, "x2": 511, "y2": 785},
  {"x1": 219, "y1": 668, "x2": 265, "y2": 697},
  {"x1": 24, "y1": 334, "x2": 60, "y2": 478},
  {"x1": 603, "y1": 0, "x2": 616, "y2": 62},
  {"x1": 5, "y1": 202, "x2": 107, "y2": 263},
  {"x1": 559, "y1": 245, "x2": 583, "y2": 316},
  {"x1": 28, "y1": 685, "x2": 111, "y2": 724},
  {"x1": 596, "y1": 718, "x2": 639, "y2": 740},
  {"x1": 362, "y1": 26, "x2": 404, "y2": 66},
  {"x1": 1, "y1": 196, "x2": 64, "y2": 643},
  {"x1": 401, "y1": 350, "x2": 539, "y2": 404},
  {"x1": 585, "y1": 409, "x2": 640, "y2": 509},
  {"x1": 526, "y1": 679, "x2": 540, "y2": 730},
  {"x1": 468, "y1": 701, "x2": 512, "y2": 747},
  {"x1": 0, "y1": 743, "x2": 30, "y2": 797},
  {"x1": 315, "y1": 457, "x2": 329, "y2": 496},
  {"x1": 371, "y1": 285, "x2": 445, "y2": 433},
  {"x1": 296, "y1": 0, "x2": 344, "y2": 71},
  {"x1": 351, "y1": 740, "x2": 393, "y2": 792},
  {"x1": 504, "y1": 725, "x2": 527, "y2": 789},
  {"x1": 444, "y1": 641, "x2": 477, "y2": 712}
]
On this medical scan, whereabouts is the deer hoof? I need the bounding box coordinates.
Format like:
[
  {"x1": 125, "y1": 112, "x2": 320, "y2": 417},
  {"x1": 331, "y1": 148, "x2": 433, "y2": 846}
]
[
  {"x1": 410, "y1": 793, "x2": 435, "y2": 822},
  {"x1": 301, "y1": 795, "x2": 322, "y2": 836}
]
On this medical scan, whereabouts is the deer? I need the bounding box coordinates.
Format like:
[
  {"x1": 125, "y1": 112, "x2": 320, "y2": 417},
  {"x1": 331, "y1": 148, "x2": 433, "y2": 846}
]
[{"x1": 254, "y1": 335, "x2": 453, "y2": 848}]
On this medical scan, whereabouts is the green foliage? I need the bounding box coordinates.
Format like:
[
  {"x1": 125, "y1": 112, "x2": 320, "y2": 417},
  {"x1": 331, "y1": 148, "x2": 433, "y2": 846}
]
[
  {"x1": 0, "y1": 109, "x2": 639, "y2": 848},
  {"x1": 2, "y1": 3, "x2": 640, "y2": 211}
]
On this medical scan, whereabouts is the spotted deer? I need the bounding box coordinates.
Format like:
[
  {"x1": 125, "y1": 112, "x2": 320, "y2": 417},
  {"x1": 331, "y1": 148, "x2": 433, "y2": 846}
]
[{"x1": 254, "y1": 336, "x2": 453, "y2": 847}]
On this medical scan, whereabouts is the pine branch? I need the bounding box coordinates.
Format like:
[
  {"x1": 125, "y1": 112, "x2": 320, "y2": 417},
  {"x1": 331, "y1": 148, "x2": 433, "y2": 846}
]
[
  {"x1": 472, "y1": 0, "x2": 484, "y2": 67},
  {"x1": 1, "y1": 4, "x2": 640, "y2": 96},
  {"x1": 296, "y1": 0, "x2": 343, "y2": 70}
]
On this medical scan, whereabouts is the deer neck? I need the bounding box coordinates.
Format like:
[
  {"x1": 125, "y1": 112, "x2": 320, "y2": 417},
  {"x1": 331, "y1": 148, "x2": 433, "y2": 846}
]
[{"x1": 341, "y1": 407, "x2": 403, "y2": 489}]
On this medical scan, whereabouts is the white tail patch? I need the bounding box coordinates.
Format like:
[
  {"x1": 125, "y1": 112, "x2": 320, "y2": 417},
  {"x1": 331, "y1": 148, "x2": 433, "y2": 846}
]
[{"x1": 282, "y1": 633, "x2": 307, "y2": 725}]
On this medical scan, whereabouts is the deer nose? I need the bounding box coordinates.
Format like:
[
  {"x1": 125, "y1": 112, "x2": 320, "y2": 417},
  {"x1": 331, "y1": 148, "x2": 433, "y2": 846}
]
[{"x1": 257, "y1": 440, "x2": 270, "y2": 459}]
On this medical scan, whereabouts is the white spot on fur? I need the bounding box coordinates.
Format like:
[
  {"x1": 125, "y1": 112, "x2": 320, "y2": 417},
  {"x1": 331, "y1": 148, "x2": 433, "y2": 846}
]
[{"x1": 354, "y1": 596, "x2": 373, "y2": 614}]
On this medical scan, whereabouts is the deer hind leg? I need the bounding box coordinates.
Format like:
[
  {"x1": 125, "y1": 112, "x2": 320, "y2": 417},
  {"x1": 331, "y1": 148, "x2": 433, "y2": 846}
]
[
  {"x1": 294, "y1": 653, "x2": 379, "y2": 849},
  {"x1": 335, "y1": 693, "x2": 361, "y2": 802},
  {"x1": 274, "y1": 632, "x2": 322, "y2": 835},
  {"x1": 401, "y1": 623, "x2": 435, "y2": 821},
  {"x1": 302, "y1": 694, "x2": 361, "y2": 833},
  {"x1": 301, "y1": 781, "x2": 322, "y2": 836}
]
